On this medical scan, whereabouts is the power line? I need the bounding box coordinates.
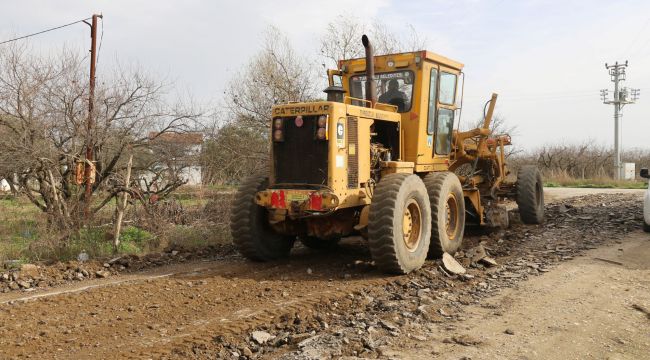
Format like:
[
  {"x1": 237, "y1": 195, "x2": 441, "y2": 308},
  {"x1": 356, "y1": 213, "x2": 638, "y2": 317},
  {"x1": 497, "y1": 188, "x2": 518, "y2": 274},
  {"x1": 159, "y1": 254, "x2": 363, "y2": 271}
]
[
  {"x1": 620, "y1": 16, "x2": 650, "y2": 58},
  {"x1": 601, "y1": 61, "x2": 640, "y2": 180},
  {"x1": 0, "y1": 17, "x2": 92, "y2": 46}
]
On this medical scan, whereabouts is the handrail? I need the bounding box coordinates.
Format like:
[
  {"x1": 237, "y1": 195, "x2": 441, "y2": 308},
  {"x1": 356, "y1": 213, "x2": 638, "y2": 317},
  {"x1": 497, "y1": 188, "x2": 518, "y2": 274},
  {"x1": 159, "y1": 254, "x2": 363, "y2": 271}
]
[
  {"x1": 344, "y1": 96, "x2": 399, "y2": 113},
  {"x1": 344, "y1": 96, "x2": 371, "y2": 106},
  {"x1": 374, "y1": 102, "x2": 398, "y2": 112}
]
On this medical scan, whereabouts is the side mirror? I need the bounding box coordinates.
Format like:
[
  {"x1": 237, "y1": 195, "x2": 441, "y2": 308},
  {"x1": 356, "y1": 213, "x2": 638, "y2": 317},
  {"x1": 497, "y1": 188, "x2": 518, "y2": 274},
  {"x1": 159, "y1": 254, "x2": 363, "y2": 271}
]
[{"x1": 641, "y1": 168, "x2": 649, "y2": 179}]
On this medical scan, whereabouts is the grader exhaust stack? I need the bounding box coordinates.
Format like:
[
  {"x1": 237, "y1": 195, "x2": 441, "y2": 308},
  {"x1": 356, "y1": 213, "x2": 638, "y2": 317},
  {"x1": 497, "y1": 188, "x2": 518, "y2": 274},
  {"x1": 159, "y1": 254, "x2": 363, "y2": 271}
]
[{"x1": 361, "y1": 34, "x2": 377, "y2": 106}]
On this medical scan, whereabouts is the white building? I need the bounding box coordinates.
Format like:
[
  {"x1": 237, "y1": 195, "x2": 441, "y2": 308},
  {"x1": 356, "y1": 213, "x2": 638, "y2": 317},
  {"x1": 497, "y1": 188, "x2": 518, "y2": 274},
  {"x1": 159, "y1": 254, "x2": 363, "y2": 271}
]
[
  {"x1": 141, "y1": 132, "x2": 203, "y2": 187},
  {"x1": 0, "y1": 178, "x2": 9, "y2": 192}
]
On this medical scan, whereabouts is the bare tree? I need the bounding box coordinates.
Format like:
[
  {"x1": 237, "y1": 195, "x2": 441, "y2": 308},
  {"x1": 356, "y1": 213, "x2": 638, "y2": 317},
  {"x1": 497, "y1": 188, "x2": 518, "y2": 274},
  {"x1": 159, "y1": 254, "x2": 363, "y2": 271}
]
[
  {"x1": 225, "y1": 26, "x2": 320, "y2": 135},
  {"x1": 210, "y1": 26, "x2": 321, "y2": 183},
  {"x1": 509, "y1": 141, "x2": 650, "y2": 179},
  {"x1": 0, "y1": 44, "x2": 200, "y2": 229},
  {"x1": 320, "y1": 16, "x2": 428, "y2": 69},
  {"x1": 201, "y1": 121, "x2": 268, "y2": 184}
]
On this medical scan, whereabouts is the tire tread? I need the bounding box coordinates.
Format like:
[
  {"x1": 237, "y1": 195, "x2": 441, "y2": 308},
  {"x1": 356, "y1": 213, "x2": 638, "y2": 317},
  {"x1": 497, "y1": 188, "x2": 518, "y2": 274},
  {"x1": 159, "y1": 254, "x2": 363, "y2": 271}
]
[
  {"x1": 516, "y1": 165, "x2": 544, "y2": 224},
  {"x1": 368, "y1": 174, "x2": 417, "y2": 274}
]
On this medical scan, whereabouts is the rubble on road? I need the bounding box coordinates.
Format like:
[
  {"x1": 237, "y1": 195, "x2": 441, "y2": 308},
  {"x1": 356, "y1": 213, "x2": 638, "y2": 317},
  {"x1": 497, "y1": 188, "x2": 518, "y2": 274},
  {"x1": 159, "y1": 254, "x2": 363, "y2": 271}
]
[
  {"x1": 251, "y1": 331, "x2": 273, "y2": 345},
  {"x1": 441, "y1": 253, "x2": 466, "y2": 275},
  {"x1": 190, "y1": 193, "x2": 644, "y2": 359}
]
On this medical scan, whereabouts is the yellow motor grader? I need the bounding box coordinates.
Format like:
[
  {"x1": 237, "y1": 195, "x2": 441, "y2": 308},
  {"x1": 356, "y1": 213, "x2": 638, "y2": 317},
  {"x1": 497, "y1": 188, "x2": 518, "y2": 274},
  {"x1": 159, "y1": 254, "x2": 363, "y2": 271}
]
[{"x1": 230, "y1": 35, "x2": 544, "y2": 274}]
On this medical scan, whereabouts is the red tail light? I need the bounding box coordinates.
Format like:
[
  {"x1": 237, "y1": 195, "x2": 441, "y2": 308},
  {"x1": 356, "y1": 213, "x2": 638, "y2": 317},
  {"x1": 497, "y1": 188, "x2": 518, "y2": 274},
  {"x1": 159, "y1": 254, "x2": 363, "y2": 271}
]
[
  {"x1": 270, "y1": 190, "x2": 286, "y2": 208},
  {"x1": 309, "y1": 193, "x2": 322, "y2": 210}
]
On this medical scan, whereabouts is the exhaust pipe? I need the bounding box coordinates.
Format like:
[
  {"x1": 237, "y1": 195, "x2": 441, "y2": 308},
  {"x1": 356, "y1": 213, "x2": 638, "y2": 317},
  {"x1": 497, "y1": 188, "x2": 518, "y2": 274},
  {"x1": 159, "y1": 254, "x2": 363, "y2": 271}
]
[{"x1": 362, "y1": 35, "x2": 377, "y2": 107}]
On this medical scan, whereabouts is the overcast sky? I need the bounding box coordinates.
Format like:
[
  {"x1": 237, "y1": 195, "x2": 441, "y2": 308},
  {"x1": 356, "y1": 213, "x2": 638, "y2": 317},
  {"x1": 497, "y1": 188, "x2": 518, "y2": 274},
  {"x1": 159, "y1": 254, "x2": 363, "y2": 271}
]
[{"x1": 1, "y1": 0, "x2": 649, "y2": 151}]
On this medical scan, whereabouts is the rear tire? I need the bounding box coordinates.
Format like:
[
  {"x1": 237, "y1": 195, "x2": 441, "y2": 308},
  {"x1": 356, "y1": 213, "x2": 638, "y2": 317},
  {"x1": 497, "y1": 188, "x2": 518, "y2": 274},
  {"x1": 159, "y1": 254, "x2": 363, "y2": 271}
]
[
  {"x1": 230, "y1": 176, "x2": 295, "y2": 261},
  {"x1": 516, "y1": 165, "x2": 545, "y2": 224},
  {"x1": 644, "y1": 221, "x2": 650, "y2": 233},
  {"x1": 368, "y1": 174, "x2": 431, "y2": 274},
  {"x1": 424, "y1": 172, "x2": 466, "y2": 258}
]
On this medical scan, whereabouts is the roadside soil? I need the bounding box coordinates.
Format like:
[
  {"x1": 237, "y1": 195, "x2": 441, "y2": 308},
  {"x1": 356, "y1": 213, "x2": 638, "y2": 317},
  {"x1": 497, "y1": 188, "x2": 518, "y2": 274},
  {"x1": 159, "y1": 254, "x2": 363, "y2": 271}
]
[
  {"x1": 543, "y1": 187, "x2": 645, "y2": 203},
  {"x1": 0, "y1": 188, "x2": 647, "y2": 359}
]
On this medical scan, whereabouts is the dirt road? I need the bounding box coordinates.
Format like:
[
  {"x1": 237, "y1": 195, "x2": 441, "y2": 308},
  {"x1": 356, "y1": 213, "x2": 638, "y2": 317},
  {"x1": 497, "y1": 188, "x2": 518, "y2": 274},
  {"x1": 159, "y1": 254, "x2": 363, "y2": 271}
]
[
  {"x1": 388, "y1": 232, "x2": 650, "y2": 360},
  {"x1": 0, "y1": 188, "x2": 647, "y2": 359}
]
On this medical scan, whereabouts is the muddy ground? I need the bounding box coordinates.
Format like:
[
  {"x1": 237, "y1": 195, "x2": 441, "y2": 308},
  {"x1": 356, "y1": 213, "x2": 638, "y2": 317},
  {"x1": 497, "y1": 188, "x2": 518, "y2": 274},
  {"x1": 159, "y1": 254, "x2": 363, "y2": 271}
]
[{"x1": 0, "y1": 188, "x2": 648, "y2": 359}]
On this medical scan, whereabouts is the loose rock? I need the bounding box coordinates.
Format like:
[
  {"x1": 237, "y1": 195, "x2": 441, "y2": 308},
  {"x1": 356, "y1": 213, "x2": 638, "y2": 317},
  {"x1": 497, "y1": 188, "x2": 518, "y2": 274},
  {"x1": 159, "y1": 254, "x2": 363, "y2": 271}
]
[
  {"x1": 19, "y1": 264, "x2": 39, "y2": 278},
  {"x1": 442, "y1": 253, "x2": 466, "y2": 275},
  {"x1": 251, "y1": 330, "x2": 273, "y2": 345},
  {"x1": 95, "y1": 270, "x2": 110, "y2": 278}
]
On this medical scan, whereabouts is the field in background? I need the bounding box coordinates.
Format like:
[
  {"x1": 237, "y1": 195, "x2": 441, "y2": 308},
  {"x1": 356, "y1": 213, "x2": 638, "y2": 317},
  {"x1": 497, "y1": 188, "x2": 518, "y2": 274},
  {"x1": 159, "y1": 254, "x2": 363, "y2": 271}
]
[
  {"x1": 542, "y1": 172, "x2": 647, "y2": 189},
  {"x1": 0, "y1": 185, "x2": 234, "y2": 264}
]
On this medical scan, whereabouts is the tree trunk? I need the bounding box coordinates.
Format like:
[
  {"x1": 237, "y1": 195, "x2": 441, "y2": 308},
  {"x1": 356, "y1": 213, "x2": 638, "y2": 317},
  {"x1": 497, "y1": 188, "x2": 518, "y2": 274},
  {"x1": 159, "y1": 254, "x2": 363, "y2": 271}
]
[{"x1": 113, "y1": 154, "x2": 133, "y2": 252}]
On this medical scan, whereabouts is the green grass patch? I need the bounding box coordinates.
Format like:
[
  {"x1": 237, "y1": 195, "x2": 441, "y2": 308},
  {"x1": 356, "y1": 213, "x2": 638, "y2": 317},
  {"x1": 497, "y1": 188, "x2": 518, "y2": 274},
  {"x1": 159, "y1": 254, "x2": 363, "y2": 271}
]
[{"x1": 45, "y1": 226, "x2": 156, "y2": 261}]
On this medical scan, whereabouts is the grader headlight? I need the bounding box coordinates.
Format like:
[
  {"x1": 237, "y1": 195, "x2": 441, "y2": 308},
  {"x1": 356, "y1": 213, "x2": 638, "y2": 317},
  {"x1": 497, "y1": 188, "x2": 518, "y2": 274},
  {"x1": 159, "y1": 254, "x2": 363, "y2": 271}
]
[
  {"x1": 272, "y1": 118, "x2": 284, "y2": 142},
  {"x1": 316, "y1": 127, "x2": 327, "y2": 140},
  {"x1": 316, "y1": 115, "x2": 328, "y2": 140},
  {"x1": 273, "y1": 129, "x2": 284, "y2": 142},
  {"x1": 317, "y1": 115, "x2": 328, "y2": 127}
]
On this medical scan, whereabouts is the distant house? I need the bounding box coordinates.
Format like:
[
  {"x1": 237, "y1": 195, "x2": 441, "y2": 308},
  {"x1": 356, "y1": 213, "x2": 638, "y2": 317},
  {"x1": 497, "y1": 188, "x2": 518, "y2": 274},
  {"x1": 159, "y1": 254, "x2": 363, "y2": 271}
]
[
  {"x1": 141, "y1": 132, "x2": 203, "y2": 187},
  {"x1": 0, "y1": 178, "x2": 9, "y2": 192}
]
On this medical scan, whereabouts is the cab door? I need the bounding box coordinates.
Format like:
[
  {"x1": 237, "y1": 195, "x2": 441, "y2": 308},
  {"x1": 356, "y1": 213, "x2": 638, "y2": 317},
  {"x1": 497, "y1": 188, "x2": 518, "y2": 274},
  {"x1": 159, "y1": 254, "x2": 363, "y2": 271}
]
[
  {"x1": 425, "y1": 65, "x2": 439, "y2": 154},
  {"x1": 432, "y1": 69, "x2": 458, "y2": 157}
]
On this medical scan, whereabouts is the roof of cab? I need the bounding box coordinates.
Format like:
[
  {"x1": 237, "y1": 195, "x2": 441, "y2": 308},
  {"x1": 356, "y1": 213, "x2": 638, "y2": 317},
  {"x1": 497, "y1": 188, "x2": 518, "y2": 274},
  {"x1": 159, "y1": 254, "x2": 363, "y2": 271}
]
[
  {"x1": 340, "y1": 50, "x2": 464, "y2": 71},
  {"x1": 421, "y1": 50, "x2": 463, "y2": 71}
]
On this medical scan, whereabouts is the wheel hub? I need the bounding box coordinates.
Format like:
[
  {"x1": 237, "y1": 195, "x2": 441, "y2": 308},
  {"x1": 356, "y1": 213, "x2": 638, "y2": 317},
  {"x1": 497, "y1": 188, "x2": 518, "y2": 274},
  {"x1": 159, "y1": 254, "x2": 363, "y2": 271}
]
[
  {"x1": 445, "y1": 193, "x2": 459, "y2": 238},
  {"x1": 402, "y1": 199, "x2": 422, "y2": 252}
]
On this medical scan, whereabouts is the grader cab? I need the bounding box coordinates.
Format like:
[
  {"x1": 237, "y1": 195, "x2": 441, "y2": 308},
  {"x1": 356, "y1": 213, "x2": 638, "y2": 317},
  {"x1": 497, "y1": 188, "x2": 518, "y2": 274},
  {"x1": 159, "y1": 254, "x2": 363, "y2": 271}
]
[{"x1": 230, "y1": 35, "x2": 544, "y2": 274}]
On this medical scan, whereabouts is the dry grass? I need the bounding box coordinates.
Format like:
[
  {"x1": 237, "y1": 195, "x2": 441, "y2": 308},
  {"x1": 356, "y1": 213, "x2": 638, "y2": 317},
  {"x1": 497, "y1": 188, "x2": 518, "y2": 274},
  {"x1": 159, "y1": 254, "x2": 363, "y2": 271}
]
[
  {"x1": 542, "y1": 170, "x2": 647, "y2": 189},
  {"x1": 0, "y1": 187, "x2": 235, "y2": 263}
]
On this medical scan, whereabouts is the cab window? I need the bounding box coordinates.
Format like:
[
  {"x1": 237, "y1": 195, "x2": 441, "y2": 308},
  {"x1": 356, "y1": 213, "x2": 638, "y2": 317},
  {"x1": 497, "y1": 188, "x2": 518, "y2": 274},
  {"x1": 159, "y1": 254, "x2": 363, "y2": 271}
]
[
  {"x1": 439, "y1": 72, "x2": 457, "y2": 105},
  {"x1": 349, "y1": 71, "x2": 414, "y2": 112},
  {"x1": 435, "y1": 109, "x2": 454, "y2": 155},
  {"x1": 427, "y1": 68, "x2": 438, "y2": 134}
]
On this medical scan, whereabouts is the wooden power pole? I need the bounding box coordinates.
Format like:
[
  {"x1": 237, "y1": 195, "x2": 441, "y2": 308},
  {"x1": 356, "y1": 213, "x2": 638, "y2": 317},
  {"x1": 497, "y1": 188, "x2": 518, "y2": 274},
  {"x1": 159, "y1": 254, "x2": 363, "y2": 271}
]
[{"x1": 83, "y1": 14, "x2": 102, "y2": 218}]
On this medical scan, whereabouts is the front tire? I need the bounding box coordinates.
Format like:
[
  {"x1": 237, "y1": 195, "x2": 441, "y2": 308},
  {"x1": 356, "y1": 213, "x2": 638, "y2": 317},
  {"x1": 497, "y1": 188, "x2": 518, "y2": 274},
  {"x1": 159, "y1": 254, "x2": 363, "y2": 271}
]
[
  {"x1": 230, "y1": 176, "x2": 295, "y2": 261},
  {"x1": 424, "y1": 172, "x2": 466, "y2": 258},
  {"x1": 644, "y1": 221, "x2": 650, "y2": 233},
  {"x1": 516, "y1": 165, "x2": 545, "y2": 224},
  {"x1": 368, "y1": 174, "x2": 431, "y2": 274}
]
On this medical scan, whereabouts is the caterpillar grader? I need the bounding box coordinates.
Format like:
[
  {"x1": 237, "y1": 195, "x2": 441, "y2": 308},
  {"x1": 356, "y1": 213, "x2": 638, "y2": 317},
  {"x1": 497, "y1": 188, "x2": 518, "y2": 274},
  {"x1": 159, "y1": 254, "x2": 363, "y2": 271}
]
[{"x1": 230, "y1": 35, "x2": 544, "y2": 274}]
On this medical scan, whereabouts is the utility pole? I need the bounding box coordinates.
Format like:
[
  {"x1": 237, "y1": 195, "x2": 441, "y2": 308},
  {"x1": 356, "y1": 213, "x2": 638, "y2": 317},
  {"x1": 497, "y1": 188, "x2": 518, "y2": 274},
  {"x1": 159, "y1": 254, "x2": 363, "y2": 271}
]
[
  {"x1": 82, "y1": 14, "x2": 102, "y2": 218},
  {"x1": 601, "y1": 61, "x2": 639, "y2": 180}
]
